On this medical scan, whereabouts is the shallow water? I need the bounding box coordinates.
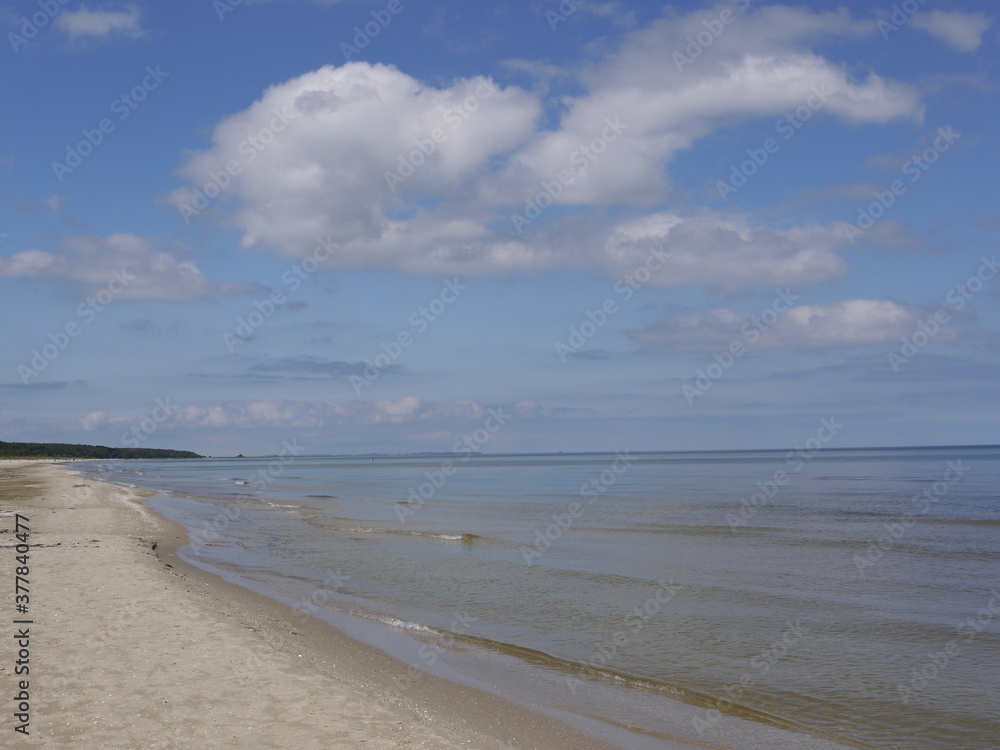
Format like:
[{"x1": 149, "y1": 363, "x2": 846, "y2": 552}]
[{"x1": 79, "y1": 446, "x2": 1000, "y2": 749}]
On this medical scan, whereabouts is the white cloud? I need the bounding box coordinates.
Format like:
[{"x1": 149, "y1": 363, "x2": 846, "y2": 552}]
[
  {"x1": 566, "y1": 1, "x2": 636, "y2": 27},
  {"x1": 166, "y1": 62, "x2": 541, "y2": 265},
  {"x1": 513, "y1": 7, "x2": 920, "y2": 207},
  {"x1": 157, "y1": 397, "x2": 506, "y2": 430},
  {"x1": 66, "y1": 397, "x2": 539, "y2": 452},
  {"x1": 79, "y1": 411, "x2": 120, "y2": 431},
  {"x1": 599, "y1": 213, "x2": 848, "y2": 291},
  {"x1": 0, "y1": 234, "x2": 246, "y2": 301},
  {"x1": 912, "y1": 10, "x2": 993, "y2": 52},
  {"x1": 165, "y1": 7, "x2": 922, "y2": 287},
  {"x1": 631, "y1": 299, "x2": 954, "y2": 351},
  {"x1": 55, "y1": 5, "x2": 145, "y2": 41}
]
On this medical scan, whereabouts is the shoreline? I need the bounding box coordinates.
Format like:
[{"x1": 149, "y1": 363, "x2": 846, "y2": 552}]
[{"x1": 0, "y1": 460, "x2": 685, "y2": 749}]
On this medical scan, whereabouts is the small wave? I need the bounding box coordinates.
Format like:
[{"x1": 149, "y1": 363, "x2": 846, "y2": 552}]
[
  {"x1": 378, "y1": 616, "x2": 436, "y2": 634},
  {"x1": 367, "y1": 528, "x2": 481, "y2": 543},
  {"x1": 262, "y1": 500, "x2": 299, "y2": 509},
  {"x1": 305, "y1": 494, "x2": 338, "y2": 499},
  {"x1": 387, "y1": 530, "x2": 482, "y2": 543},
  {"x1": 346, "y1": 613, "x2": 722, "y2": 716},
  {"x1": 302, "y1": 516, "x2": 486, "y2": 544}
]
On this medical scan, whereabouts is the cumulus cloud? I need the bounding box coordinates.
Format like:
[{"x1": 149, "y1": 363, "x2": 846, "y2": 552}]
[
  {"x1": 630, "y1": 299, "x2": 953, "y2": 352},
  {"x1": 504, "y1": 7, "x2": 920, "y2": 208},
  {"x1": 166, "y1": 63, "x2": 540, "y2": 262},
  {"x1": 912, "y1": 10, "x2": 993, "y2": 52},
  {"x1": 55, "y1": 5, "x2": 145, "y2": 41},
  {"x1": 165, "y1": 6, "x2": 922, "y2": 287},
  {"x1": 0, "y1": 233, "x2": 247, "y2": 301}
]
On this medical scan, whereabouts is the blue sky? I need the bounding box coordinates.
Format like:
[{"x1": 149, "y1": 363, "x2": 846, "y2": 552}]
[{"x1": 1, "y1": 0, "x2": 997, "y2": 456}]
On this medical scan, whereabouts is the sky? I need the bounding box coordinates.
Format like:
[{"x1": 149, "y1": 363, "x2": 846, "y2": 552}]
[{"x1": 0, "y1": 0, "x2": 998, "y2": 457}]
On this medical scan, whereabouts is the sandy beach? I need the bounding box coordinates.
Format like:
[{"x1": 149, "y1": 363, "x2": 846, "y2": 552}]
[{"x1": 0, "y1": 460, "x2": 638, "y2": 749}]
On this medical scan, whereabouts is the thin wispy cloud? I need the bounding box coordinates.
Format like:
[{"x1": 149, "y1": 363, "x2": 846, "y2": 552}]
[
  {"x1": 55, "y1": 5, "x2": 145, "y2": 42},
  {"x1": 0, "y1": 234, "x2": 249, "y2": 301},
  {"x1": 630, "y1": 300, "x2": 953, "y2": 352}
]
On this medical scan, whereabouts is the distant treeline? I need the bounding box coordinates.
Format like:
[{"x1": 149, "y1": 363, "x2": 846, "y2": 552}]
[{"x1": 0, "y1": 441, "x2": 202, "y2": 459}]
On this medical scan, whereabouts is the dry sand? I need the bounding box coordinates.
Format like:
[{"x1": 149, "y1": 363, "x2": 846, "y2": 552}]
[{"x1": 0, "y1": 460, "x2": 636, "y2": 749}]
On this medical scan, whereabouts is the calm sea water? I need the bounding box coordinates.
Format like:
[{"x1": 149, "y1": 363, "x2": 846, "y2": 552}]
[{"x1": 77, "y1": 447, "x2": 1000, "y2": 749}]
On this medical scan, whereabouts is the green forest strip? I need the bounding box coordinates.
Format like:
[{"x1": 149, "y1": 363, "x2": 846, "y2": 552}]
[{"x1": 0, "y1": 441, "x2": 202, "y2": 459}]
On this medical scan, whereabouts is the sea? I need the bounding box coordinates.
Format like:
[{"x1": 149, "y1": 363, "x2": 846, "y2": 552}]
[{"x1": 75, "y1": 446, "x2": 1000, "y2": 749}]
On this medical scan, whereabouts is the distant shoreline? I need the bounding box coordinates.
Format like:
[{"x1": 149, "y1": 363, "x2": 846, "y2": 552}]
[
  {"x1": 5, "y1": 442, "x2": 998, "y2": 461},
  {"x1": 0, "y1": 440, "x2": 201, "y2": 460}
]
